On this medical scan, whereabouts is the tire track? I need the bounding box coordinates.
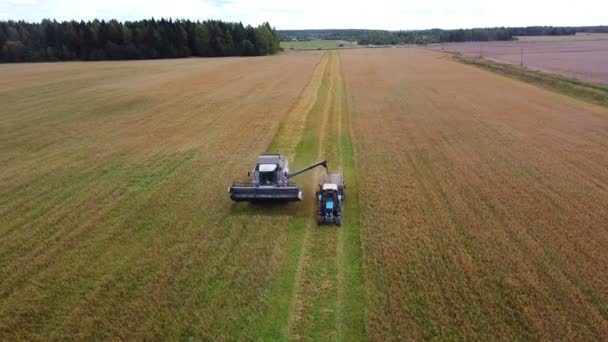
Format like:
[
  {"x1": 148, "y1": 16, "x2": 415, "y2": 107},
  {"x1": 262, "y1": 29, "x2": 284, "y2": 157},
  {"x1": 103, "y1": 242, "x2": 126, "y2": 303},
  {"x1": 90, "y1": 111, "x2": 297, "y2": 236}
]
[
  {"x1": 256, "y1": 52, "x2": 331, "y2": 340},
  {"x1": 286, "y1": 52, "x2": 337, "y2": 340},
  {"x1": 286, "y1": 51, "x2": 366, "y2": 341}
]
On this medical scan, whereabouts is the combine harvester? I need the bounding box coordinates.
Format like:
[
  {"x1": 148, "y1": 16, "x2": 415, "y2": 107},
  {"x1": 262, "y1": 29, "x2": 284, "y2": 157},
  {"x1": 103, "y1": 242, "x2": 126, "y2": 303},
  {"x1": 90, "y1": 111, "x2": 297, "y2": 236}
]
[
  {"x1": 229, "y1": 154, "x2": 327, "y2": 202},
  {"x1": 229, "y1": 153, "x2": 346, "y2": 226}
]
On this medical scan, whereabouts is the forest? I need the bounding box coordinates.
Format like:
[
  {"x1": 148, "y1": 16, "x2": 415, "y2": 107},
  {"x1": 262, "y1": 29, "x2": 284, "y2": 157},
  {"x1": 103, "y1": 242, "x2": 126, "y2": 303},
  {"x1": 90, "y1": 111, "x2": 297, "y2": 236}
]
[
  {"x1": 0, "y1": 19, "x2": 281, "y2": 62},
  {"x1": 2, "y1": 21, "x2": 606, "y2": 62}
]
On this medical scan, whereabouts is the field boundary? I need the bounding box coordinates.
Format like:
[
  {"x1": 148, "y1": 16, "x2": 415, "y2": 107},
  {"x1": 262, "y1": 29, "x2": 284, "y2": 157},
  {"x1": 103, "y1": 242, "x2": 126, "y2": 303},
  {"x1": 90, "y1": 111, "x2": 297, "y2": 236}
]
[{"x1": 448, "y1": 52, "x2": 608, "y2": 107}]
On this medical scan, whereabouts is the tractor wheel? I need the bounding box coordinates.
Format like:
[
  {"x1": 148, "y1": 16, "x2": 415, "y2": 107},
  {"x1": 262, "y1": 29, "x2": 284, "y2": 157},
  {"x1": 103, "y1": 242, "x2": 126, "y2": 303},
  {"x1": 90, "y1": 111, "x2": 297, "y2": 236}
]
[
  {"x1": 317, "y1": 215, "x2": 322, "y2": 226},
  {"x1": 336, "y1": 215, "x2": 342, "y2": 227}
]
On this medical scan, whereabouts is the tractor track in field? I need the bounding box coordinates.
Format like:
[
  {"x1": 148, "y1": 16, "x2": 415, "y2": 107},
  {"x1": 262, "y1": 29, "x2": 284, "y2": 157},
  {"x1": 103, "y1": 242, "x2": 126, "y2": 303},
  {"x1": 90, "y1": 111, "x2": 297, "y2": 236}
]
[
  {"x1": 284, "y1": 51, "x2": 366, "y2": 341},
  {"x1": 285, "y1": 51, "x2": 336, "y2": 339},
  {"x1": 256, "y1": 51, "x2": 365, "y2": 340},
  {"x1": 256, "y1": 51, "x2": 332, "y2": 340}
]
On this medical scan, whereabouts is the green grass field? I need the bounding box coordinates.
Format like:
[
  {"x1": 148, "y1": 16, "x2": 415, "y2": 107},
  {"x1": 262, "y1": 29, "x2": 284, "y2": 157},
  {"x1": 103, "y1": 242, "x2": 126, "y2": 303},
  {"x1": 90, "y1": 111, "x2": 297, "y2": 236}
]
[{"x1": 281, "y1": 40, "x2": 358, "y2": 50}]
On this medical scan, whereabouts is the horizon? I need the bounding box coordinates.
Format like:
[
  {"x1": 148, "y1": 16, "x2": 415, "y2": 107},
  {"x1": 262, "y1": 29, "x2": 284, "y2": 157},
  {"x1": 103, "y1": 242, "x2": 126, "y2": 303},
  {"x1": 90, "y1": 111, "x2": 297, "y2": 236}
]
[
  {"x1": 1, "y1": 19, "x2": 606, "y2": 32},
  {"x1": 0, "y1": 0, "x2": 605, "y2": 31}
]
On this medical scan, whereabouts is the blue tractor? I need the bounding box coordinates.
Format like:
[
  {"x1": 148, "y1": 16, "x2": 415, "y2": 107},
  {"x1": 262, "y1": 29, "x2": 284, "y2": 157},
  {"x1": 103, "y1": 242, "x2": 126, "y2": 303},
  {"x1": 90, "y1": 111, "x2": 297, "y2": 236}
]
[{"x1": 317, "y1": 172, "x2": 345, "y2": 226}]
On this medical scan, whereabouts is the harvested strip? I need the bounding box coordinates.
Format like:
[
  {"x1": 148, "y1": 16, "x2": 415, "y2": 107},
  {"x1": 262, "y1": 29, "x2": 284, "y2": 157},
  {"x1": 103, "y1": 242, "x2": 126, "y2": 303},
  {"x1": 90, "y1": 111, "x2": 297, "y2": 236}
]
[
  {"x1": 255, "y1": 51, "x2": 331, "y2": 340},
  {"x1": 287, "y1": 51, "x2": 366, "y2": 341},
  {"x1": 270, "y1": 53, "x2": 330, "y2": 158}
]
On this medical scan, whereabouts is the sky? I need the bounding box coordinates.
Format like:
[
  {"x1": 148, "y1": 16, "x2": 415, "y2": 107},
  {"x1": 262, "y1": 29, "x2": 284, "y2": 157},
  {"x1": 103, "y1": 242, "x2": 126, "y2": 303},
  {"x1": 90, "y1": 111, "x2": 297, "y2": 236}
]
[{"x1": 0, "y1": 0, "x2": 606, "y2": 30}]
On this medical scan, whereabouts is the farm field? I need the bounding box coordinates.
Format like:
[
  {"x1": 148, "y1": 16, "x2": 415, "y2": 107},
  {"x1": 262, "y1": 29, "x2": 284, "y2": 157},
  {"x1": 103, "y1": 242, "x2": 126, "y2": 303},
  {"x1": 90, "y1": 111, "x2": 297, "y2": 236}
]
[
  {"x1": 2, "y1": 47, "x2": 608, "y2": 340},
  {"x1": 341, "y1": 48, "x2": 608, "y2": 340},
  {"x1": 281, "y1": 40, "x2": 358, "y2": 50},
  {"x1": 0, "y1": 51, "x2": 365, "y2": 340},
  {"x1": 516, "y1": 32, "x2": 608, "y2": 42},
  {"x1": 435, "y1": 40, "x2": 608, "y2": 84}
]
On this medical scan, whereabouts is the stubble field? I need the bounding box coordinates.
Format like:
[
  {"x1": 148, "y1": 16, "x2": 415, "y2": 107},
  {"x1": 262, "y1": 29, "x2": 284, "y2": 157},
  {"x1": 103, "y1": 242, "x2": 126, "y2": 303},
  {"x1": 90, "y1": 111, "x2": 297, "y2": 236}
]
[
  {"x1": 2, "y1": 48, "x2": 608, "y2": 340},
  {"x1": 435, "y1": 40, "x2": 608, "y2": 84},
  {"x1": 516, "y1": 33, "x2": 608, "y2": 42}
]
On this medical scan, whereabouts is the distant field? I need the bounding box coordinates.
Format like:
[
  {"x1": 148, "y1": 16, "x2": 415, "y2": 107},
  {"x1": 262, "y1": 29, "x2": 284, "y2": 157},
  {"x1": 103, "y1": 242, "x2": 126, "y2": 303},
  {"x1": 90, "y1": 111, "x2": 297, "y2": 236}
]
[
  {"x1": 434, "y1": 40, "x2": 608, "y2": 84},
  {"x1": 281, "y1": 40, "x2": 357, "y2": 50},
  {"x1": 516, "y1": 32, "x2": 608, "y2": 42}
]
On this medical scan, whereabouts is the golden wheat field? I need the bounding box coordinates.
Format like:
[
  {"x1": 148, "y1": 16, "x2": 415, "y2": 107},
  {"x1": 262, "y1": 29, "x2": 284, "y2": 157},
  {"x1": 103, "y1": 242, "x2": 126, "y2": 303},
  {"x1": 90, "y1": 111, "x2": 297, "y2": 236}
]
[
  {"x1": 342, "y1": 48, "x2": 608, "y2": 340},
  {"x1": 1, "y1": 48, "x2": 608, "y2": 340}
]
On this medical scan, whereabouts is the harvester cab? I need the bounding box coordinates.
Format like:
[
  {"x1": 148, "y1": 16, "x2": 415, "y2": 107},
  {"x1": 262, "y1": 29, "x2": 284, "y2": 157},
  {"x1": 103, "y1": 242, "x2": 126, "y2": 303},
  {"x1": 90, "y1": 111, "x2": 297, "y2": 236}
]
[
  {"x1": 251, "y1": 154, "x2": 290, "y2": 187},
  {"x1": 317, "y1": 172, "x2": 345, "y2": 226},
  {"x1": 229, "y1": 154, "x2": 327, "y2": 202}
]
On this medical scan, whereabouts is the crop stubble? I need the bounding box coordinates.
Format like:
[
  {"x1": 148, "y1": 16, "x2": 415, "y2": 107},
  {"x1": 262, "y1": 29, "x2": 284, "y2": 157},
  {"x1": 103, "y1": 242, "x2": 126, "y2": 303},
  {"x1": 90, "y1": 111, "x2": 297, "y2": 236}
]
[
  {"x1": 436, "y1": 40, "x2": 608, "y2": 84},
  {"x1": 3, "y1": 46, "x2": 608, "y2": 340},
  {"x1": 340, "y1": 48, "x2": 608, "y2": 340}
]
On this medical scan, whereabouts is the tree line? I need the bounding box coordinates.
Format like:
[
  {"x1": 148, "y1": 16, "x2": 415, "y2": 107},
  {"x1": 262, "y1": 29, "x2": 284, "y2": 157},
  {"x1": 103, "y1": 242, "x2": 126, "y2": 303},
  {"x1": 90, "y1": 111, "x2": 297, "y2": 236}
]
[
  {"x1": 357, "y1": 28, "x2": 514, "y2": 45},
  {"x1": 510, "y1": 25, "x2": 608, "y2": 36},
  {"x1": 279, "y1": 29, "x2": 383, "y2": 41},
  {"x1": 280, "y1": 28, "x2": 514, "y2": 45},
  {"x1": 280, "y1": 26, "x2": 608, "y2": 46},
  {"x1": 0, "y1": 19, "x2": 281, "y2": 62}
]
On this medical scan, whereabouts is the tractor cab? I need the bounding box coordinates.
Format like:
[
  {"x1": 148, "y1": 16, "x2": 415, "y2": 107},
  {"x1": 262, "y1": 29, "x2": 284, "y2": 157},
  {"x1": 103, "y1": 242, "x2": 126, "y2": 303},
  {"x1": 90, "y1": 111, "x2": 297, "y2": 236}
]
[
  {"x1": 317, "y1": 182, "x2": 343, "y2": 226},
  {"x1": 320, "y1": 184, "x2": 341, "y2": 207}
]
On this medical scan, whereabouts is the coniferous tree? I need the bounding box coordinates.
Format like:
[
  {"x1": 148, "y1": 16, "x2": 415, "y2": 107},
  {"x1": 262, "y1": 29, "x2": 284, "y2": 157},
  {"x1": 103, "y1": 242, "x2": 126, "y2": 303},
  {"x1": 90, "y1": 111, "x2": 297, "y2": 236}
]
[{"x1": 0, "y1": 18, "x2": 282, "y2": 62}]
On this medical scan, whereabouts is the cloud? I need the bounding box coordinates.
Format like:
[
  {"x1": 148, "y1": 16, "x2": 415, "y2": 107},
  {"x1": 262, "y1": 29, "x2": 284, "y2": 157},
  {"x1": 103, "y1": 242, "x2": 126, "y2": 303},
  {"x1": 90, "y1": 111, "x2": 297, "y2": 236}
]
[
  {"x1": 4, "y1": 0, "x2": 40, "y2": 5},
  {"x1": 0, "y1": 0, "x2": 606, "y2": 29},
  {"x1": 207, "y1": 0, "x2": 232, "y2": 6}
]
